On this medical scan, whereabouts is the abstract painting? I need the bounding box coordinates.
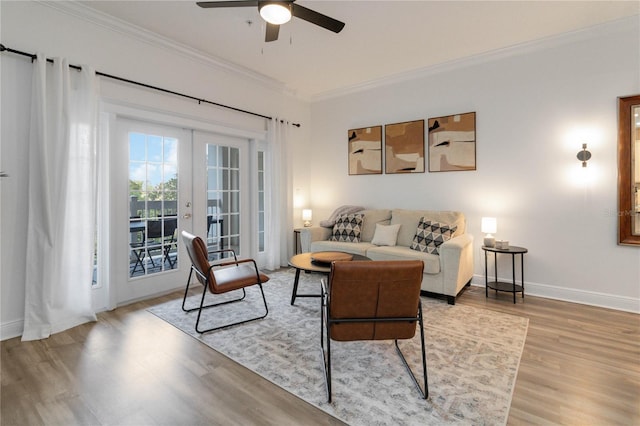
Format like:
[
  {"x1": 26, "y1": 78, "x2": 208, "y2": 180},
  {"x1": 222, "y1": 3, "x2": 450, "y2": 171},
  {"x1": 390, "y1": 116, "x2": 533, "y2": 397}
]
[
  {"x1": 428, "y1": 112, "x2": 476, "y2": 172},
  {"x1": 348, "y1": 126, "x2": 382, "y2": 175},
  {"x1": 384, "y1": 120, "x2": 425, "y2": 174}
]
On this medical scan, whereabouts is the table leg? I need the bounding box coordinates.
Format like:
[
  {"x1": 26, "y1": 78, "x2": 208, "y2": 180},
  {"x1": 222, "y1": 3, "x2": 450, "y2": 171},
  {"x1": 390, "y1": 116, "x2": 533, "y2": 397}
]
[
  {"x1": 521, "y1": 253, "x2": 525, "y2": 300},
  {"x1": 291, "y1": 268, "x2": 301, "y2": 305},
  {"x1": 494, "y1": 253, "x2": 498, "y2": 294},
  {"x1": 484, "y1": 250, "x2": 488, "y2": 297},
  {"x1": 512, "y1": 253, "x2": 517, "y2": 304},
  {"x1": 293, "y1": 230, "x2": 301, "y2": 255}
]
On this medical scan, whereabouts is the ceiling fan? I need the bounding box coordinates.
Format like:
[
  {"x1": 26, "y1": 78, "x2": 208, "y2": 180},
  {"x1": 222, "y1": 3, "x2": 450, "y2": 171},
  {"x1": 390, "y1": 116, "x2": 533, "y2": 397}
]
[{"x1": 196, "y1": 1, "x2": 345, "y2": 42}]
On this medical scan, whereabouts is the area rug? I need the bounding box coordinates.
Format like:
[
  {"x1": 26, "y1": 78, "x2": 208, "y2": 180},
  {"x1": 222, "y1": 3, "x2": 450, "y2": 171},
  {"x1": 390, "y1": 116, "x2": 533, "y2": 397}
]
[{"x1": 149, "y1": 269, "x2": 528, "y2": 425}]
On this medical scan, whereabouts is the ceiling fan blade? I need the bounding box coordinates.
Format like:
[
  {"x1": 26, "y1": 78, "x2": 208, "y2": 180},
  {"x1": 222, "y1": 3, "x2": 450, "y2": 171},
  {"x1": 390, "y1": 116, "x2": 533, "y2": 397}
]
[
  {"x1": 197, "y1": 1, "x2": 258, "y2": 8},
  {"x1": 265, "y1": 22, "x2": 280, "y2": 42},
  {"x1": 291, "y1": 3, "x2": 345, "y2": 33}
]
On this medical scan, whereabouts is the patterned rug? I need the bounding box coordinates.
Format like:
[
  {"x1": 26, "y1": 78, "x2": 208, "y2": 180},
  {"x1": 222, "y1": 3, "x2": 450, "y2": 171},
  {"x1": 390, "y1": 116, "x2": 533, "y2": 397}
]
[{"x1": 148, "y1": 269, "x2": 528, "y2": 425}]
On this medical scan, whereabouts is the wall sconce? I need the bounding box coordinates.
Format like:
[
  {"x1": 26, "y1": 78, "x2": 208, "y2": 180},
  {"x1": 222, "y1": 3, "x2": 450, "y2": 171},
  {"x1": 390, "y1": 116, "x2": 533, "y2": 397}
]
[
  {"x1": 481, "y1": 217, "x2": 497, "y2": 248},
  {"x1": 577, "y1": 143, "x2": 592, "y2": 167},
  {"x1": 302, "y1": 209, "x2": 312, "y2": 227}
]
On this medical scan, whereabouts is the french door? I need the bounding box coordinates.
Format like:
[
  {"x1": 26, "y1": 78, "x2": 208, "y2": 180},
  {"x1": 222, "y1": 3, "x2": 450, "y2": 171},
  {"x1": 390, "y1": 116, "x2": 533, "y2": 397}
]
[
  {"x1": 112, "y1": 119, "x2": 192, "y2": 304},
  {"x1": 110, "y1": 119, "x2": 256, "y2": 306},
  {"x1": 192, "y1": 131, "x2": 252, "y2": 261}
]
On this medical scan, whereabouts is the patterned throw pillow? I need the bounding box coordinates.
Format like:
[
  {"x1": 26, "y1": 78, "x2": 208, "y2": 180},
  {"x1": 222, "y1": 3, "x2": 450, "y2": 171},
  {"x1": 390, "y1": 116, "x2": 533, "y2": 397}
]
[
  {"x1": 410, "y1": 218, "x2": 457, "y2": 255},
  {"x1": 329, "y1": 213, "x2": 364, "y2": 243}
]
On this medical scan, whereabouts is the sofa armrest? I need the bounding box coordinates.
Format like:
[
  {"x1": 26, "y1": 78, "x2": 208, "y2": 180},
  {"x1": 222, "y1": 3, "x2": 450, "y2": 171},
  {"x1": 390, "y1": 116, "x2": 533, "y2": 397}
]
[
  {"x1": 439, "y1": 233, "x2": 475, "y2": 295},
  {"x1": 299, "y1": 226, "x2": 332, "y2": 253}
]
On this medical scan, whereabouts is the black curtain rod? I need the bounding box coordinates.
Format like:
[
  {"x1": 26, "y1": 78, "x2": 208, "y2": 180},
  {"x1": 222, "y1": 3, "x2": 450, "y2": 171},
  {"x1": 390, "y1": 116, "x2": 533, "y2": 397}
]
[{"x1": 0, "y1": 43, "x2": 301, "y2": 128}]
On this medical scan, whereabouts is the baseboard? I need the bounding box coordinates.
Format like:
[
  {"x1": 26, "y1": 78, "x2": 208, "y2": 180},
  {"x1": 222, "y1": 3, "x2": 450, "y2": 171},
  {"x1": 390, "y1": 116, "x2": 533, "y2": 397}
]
[
  {"x1": 471, "y1": 275, "x2": 640, "y2": 314},
  {"x1": 1, "y1": 319, "x2": 24, "y2": 341}
]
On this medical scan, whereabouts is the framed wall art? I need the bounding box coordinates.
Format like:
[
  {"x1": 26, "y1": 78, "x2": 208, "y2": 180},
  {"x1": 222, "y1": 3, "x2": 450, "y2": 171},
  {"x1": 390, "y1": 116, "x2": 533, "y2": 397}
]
[
  {"x1": 348, "y1": 126, "x2": 382, "y2": 175},
  {"x1": 384, "y1": 119, "x2": 425, "y2": 174},
  {"x1": 428, "y1": 112, "x2": 476, "y2": 172}
]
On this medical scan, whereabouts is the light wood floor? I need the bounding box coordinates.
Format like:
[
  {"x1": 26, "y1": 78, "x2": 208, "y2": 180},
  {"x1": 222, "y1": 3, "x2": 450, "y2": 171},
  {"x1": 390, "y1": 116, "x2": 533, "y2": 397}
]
[{"x1": 2, "y1": 278, "x2": 639, "y2": 425}]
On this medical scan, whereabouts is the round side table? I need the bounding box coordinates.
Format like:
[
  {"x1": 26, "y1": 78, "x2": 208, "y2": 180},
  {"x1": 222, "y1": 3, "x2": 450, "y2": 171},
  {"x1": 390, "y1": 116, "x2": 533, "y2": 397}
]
[
  {"x1": 482, "y1": 245, "x2": 528, "y2": 304},
  {"x1": 288, "y1": 252, "x2": 370, "y2": 305}
]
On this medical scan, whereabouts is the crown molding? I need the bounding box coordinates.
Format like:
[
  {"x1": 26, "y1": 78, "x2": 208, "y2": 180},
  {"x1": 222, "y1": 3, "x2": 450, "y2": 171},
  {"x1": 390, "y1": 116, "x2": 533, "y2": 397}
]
[
  {"x1": 39, "y1": 1, "x2": 297, "y2": 96},
  {"x1": 311, "y1": 14, "x2": 639, "y2": 102}
]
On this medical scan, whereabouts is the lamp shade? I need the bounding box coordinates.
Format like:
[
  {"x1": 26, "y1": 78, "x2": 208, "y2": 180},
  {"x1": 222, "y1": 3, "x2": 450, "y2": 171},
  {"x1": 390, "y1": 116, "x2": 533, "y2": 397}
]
[
  {"x1": 302, "y1": 209, "x2": 312, "y2": 227},
  {"x1": 481, "y1": 217, "x2": 497, "y2": 234},
  {"x1": 259, "y1": 2, "x2": 292, "y2": 25}
]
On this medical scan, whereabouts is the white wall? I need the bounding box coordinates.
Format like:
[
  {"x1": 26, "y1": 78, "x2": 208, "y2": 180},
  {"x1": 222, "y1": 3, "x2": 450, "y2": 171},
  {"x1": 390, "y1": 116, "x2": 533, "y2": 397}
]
[
  {"x1": 307, "y1": 17, "x2": 640, "y2": 312},
  {"x1": 0, "y1": 1, "x2": 310, "y2": 338}
]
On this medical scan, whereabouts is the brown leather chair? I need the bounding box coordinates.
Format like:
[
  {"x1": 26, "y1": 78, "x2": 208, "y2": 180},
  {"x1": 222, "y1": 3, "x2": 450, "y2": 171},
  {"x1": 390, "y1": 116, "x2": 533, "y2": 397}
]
[
  {"x1": 181, "y1": 230, "x2": 269, "y2": 333},
  {"x1": 320, "y1": 260, "x2": 428, "y2": 402}
]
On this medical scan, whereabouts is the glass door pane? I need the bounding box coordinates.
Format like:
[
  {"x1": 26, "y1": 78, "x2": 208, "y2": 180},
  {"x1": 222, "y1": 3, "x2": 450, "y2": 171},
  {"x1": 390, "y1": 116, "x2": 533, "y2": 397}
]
[
  {"x1": 258, "y1": 151, "x2": 265, "y2": 252},
  {"x1": 206, "y1": 144, "x2": 241, "y2": 260},
  {"x1": 193, "y1": 131, "x2": 250, "y2": 262},
  {"x1": 128, "y1": 132, "x2": 179, "y2": 276}
]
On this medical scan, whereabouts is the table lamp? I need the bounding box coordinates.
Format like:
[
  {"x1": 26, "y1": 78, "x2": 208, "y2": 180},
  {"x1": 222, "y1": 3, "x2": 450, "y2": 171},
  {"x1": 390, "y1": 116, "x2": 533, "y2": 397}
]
[
  {"x1": 481, "y1": 217, "x2": 497, "y2": 248},
  {"x1": 302, "y1": 209, "x2": 312, "y2": 227}
]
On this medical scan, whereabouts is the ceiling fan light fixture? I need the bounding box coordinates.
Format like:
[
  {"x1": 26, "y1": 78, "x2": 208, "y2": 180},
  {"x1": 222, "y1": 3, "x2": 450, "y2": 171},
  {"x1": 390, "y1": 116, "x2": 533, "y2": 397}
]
[{"x1": 259, "y1": 2, "x2": 292, "y2": 25}]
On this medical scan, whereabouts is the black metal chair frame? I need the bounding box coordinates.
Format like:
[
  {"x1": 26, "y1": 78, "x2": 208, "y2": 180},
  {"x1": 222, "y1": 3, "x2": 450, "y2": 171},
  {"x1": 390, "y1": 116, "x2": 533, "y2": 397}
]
[
  {"x1": 320, "y1": 279, "x2": 428, "y2": 403},
  {"x1": 181, "y1": 248, "x2": 269, "y2": 334},
  {"x1": 146, "y1": 219, "x2": 178, "y2": 269},
  {"x1": 130, "y1": 243, "x2": 146, "y2": 274},
  {"x1": 130, "y1": 218, "x2": 177, "y2": 275},
  {"x1": 130, "y1": 218, "x2": 146, "y2": 275},
  {"x1": 163, "y1": 218, "x2": 179, "y2": 268},
  {"x1": 207, "y1": 215, "x2": 225, "y2": 250}
]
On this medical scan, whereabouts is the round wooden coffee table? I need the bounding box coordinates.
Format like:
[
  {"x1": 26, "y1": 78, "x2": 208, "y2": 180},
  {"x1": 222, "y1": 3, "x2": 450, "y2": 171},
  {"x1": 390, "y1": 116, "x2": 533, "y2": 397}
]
[{"x1": 288, "y1": 251, "x2": 370, "y2": 305}]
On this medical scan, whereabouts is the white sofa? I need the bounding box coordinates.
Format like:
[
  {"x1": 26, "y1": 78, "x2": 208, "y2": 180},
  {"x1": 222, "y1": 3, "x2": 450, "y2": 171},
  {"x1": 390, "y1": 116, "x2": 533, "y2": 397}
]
[{"x1": 299, "y1": 209, "x2": 474, "y2": 304}]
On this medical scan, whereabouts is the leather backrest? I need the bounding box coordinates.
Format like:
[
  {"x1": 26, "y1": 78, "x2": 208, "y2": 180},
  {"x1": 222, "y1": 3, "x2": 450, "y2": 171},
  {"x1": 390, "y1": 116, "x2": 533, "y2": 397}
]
[
  {"x1": 328, "y1": 260, "x2": 424, "y2": 341},
  {"x1": 182, "y1": 230, "x2": 216, "y2": 291}
]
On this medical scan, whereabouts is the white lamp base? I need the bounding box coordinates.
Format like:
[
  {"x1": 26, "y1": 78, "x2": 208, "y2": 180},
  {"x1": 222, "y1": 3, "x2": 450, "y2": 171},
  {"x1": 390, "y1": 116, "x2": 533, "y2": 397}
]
[{"x1": 484, "y1": 236, "x2": 495, "y2": 248}]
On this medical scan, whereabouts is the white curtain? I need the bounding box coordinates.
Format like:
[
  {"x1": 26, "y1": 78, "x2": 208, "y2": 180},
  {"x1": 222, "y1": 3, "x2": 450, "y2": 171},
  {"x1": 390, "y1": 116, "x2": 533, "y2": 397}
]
[
  {"x1": 22, "y1": 54, "x2": 99, "y2": 341},
  {"x1": 265, "y1": 118, "x2": 293, "y2": 270}
]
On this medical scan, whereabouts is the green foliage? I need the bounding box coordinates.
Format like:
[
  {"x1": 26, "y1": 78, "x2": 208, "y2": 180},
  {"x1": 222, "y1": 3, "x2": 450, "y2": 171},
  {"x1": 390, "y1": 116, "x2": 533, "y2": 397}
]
[
  {"x1": 129, "y1": 180, "x2": 143, "y2": 192},
  {"x1": 129, "y1": 175, "x2": 177, "y2": 201}
]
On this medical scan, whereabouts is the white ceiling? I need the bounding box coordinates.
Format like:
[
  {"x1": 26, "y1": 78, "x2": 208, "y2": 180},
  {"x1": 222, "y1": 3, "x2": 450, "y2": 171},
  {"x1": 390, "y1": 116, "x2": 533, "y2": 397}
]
[{"x1": 78, "y1": 0, "x2": 639, "y2": 99}]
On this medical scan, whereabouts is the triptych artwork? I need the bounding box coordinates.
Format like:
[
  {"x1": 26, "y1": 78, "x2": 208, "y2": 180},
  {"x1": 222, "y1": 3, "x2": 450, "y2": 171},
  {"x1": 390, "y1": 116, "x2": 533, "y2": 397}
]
[
  {"x1": 348, "y1": 126, "x2": 382, "y2": 175},
  {"x1": 348, "y1": 112, "x2": 476, "y2": 175}
]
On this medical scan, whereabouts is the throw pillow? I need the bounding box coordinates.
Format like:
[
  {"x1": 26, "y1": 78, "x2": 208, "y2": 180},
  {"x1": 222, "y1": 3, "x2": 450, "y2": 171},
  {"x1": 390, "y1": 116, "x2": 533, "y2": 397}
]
[
  {"x1": 371, "y1": 223, "x2": 401, "y2": 246},
  {"x1": 329, "y1": 213, "x2": 364, "y2": 243},
  {"x1": 410, "y1": 218, "x2": 457, "y2": 255}
]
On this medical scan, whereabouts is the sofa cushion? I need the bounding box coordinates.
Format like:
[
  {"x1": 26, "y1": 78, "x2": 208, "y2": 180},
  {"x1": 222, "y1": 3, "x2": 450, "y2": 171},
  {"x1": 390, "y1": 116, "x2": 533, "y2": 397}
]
[
  {"x1": 410, "y1": 219, "x2": 457, "y2": 255},
  {"x1": 310, "y1": 240, "x2": 375, "y2": 256},
  {"x1": 371, "y1": 223, "x2": 401, "y2": 246},
  {"x1": 366, "y1": 246, "x2": 441, "y2": 274},
  {"x1": 358, "y1": 209, "x2": 392, "y2": 242},
  {"x1": 329, "y1": 213, "x2": 364, "y2": 242},
  {"x1": 392, "y1": 209, "x2": 465, "y2": 246}
]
